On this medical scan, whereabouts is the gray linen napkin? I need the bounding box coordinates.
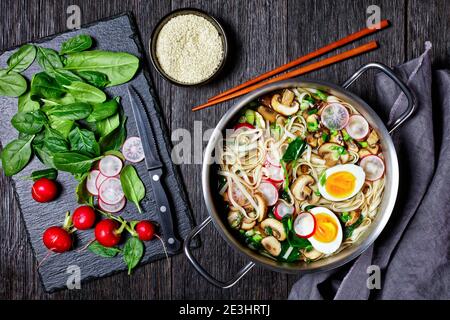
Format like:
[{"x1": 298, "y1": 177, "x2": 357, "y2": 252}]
[{"x1": 289, "y1": 42, "x2": 450, "y2": 300}]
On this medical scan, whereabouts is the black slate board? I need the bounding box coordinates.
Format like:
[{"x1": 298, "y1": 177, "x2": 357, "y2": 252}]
[{"x1": 0, "y1": 13, "x2": 195, "y2": 293}]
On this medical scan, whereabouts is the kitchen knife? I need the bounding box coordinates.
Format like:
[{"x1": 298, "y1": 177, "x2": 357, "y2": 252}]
[{"x1": 127, "y1": 85, "x2": 181, "y2": 253}]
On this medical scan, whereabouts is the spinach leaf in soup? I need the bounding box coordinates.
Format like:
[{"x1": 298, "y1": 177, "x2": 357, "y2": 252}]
[
  {"x1": 120, "y1": 164, "x2": 145, "y2": 213},
  {"x1": 0, "y1": 71, "x2": 27, "y2": 97},
  {"x1": 77, "y1": 70, "x2": 110, "y2": 88},
  {"x1": 0, "y1": 135, "x2": 34, "y2": 176},
  {"x1": 63, "y1": 50, "x2": 139, "y2": 86},
  {"x1": 7, "y1": 44, "x2": 36, "y2": 73},
  {"x1": 68, "y1": 127, "x2": 100, "y2": 157},
  {"x1": 30, "y1": 72, "x2": 65, "y2": 99},
  {"x1": 45, "y1": 102, "x2": 92, "y2": 120},
  {"x1": 63, "y1": 81, "x2": 106, "y2": 104},
  {"x1": 36, "y1": 47, "x2": 63, "y2": 76},
  {"x1": 86, "y1": 98, "x2": 119, "y2": 122},
  {"x1": 282, "y1": 137, "x2": 307, "y2": 162},
  {"x1": 18, "y1": 91, "x2": 40, "y2": 112},
  {"x1": 53, "y1": 151, "x2": 101, "y2": 174},
  {"x1": 60, "y1": 34, "x2": 93, "y2": 55},
  {"x1": 11, "y1": 110, "x2": 47, "y2": 134}
]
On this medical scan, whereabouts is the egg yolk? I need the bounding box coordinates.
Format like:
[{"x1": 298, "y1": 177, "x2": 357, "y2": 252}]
[
  {"x1": 325, "y1": 171, "x2": 356, "y2": 199},
  {"x1": 313, "y1": 214, "x2": 338, "y2": 243}
]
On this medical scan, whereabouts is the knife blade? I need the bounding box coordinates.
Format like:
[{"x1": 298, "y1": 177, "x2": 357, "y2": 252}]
[{"x1": 127, "y1": 85, "x2": 181, "y2": 253}]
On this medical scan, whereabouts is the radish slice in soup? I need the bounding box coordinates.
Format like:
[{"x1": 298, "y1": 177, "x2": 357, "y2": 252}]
[
  {"x1": 360, "y1": 155, "x2": 385, "y2": 181},
  {"x1": 258, "y1": 182, "x2": 278, "y2": 206},
  {"x1": 345, "y1": 115, "x2": 369, "y2": 140},
  {"x1": 98, "y1": 177, "x2": 125, "y2": 205},
  {"x1": 264, "y1": 164, "x2": 284, "y2": 182},
  {"x1": 96, "y1": 173, "x2": 108, "y2": 190},
  {"x1": 122, "y1": 137, "x2": 145, "y2": 163},
  {"x1": 98, "y1": 197, "x2": 126, "y2": 213},
  {"x1": 274, "y1": 202, "x2": 295, "y2": 220},
  {"x1": 99, "y1": 155, "x2": 123, "y2": 177},
  {"x1": 86, "y1": 170, "x2": 100, "y2": 195},
  {"x1": 294, "y1": 212, "x2": 317, "y2": 238},
  {"x1": 321, "y1": 103, "x2": 349, "y2": 130},
  {"x1": 228, "y1": 183, "x2": 248, "y2": 206},
  {"x1": 234, "y1": 123, "x2": 255, "y2": 130}
]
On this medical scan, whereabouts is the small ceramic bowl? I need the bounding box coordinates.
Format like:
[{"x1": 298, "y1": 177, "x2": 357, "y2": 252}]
[{"x1": 149, "y1": 8, "x2": 228, "y2": 86}]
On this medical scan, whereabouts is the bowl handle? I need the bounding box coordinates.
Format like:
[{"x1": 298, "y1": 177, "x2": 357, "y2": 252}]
[
  {"x1": 342, "y1": 62, "x2": 415, "y2": 134},
  {"x1": 184, "y1": 216, "x2": 255, "y2": 289}
]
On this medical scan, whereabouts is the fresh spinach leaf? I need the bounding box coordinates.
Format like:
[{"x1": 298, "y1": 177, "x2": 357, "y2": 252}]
[
  {"x1": 120, "y1": 165, "x2": 145, "y2": 213},
  {"x1": 86, "y1": 98, "x2": 118, "y2": 122},
  {"x1": 88, "y1": 241, "x2": 121, "y2": 258},
  {"x1": 60, "y1": 34, "x2": 93, "y2": 55},
  {"x1": 41, "y1": 93, "x2": 76, "y2": 107},
  {"x1": 75, "y1": 171, "x2": 94, "y2": 205},
  {"x1": 18, "y1": 91, "x2": 40, "y2": 112},
  {"x1": 48, "y1": 116, "x2": 74, "y2": 138},
  {"x1": 0, "y1": 71, "x2": 27, "y2": 97},
  {"x1": 53, "y1": 151, "x2": 101, "y2": 174},
  {"x1": 95, "y1": 113, "x2": 120, "y2": 137},
  {"x1": 122, "y1": 237, "x2": 144, "y2": 275},
  {"x1": 33, "y1": 142, "x2": 55, "y2": 168},
  {"x1": 11, "y1": 110, "x2": 47, "y2": 134},
  {"x1": 30, "y1": 72, "x2": 65, "y2": 99},
  {"x1": 63, "y1": 50, "x2": 139, "y2": 86},
  {"x1": 99, "y1": 115, "x2": 127, "y2": 152},
  {"x1": 68, "y1": 127, "x2": 100, "y2": 156},
  {"x1": 63, "y1": 81, "x2": 106, "y2": 104},
  {"x1": 53, "y1": 68, "x2": 82, "y2": 85},
  {"x1": 7, "y1": 44, "x2": 36, "y2": 73},
  {"x1": 23, "y1": 168, "x2": 58, "y2": 181},
  {"x1": 282, "y1": 137, "x2": 306, "y2": 162},
  {"x1": 0, "y1": 135, "x2": 34, "y2": 176},
  {"x1": 44, "y1": 137, "x2": 69, "y2": 153},
  {"x1": 77, "y1": 70, "x2": 109, "y2": 88},
  {"x1": 36, "y1": 47, "x2": 63, "y2": 76},
  {"x1": 45, "y1": 102, "x2": 92, "y2": 120}
]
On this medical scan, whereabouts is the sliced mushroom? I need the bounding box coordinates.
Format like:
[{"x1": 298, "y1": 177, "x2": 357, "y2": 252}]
[
  {"x1": 340, "y1": 152, "x2": 351, "y2": 164},
  {"x1": 255, "y1": 194, "x2": 268, "y2": 222},
  {"x1": 367, "y1": 144, "x2": 380, "y2": 155},
  {"x1": 303, "y1": 248, "x2": 323, "y2": 260},
  {"x1": 367, "y1": 130, "x2": 379, "y2": 146},
  {"x1": 241, "y1": 216, "x2": 256, "y2": 230},
  {"x1": 257, "y1": 105, "x2": 278, "y2": 123},
  {"x1": 310, "y1": 153, "x2": 327, "y2": 166},
  {"x1": 329, "y1": 130, "x2": 344, "y2": 145},
  {"x1": 346, "y1": 210, "x2": 361, "y2": 227},
  {"x1": 261, "y1": 236, "x2": 281, "y2": 256},
  {"x1": 358, "y1": 148, "x2": 371, "y2": 158},
  {"x1": 260, "y1": 218, "x2": 286, "y2": 241},
  {"x1": 281, "y1": 89, "x2": 295, "y2": 105},
  {"x1": 298, "y1": 164, "x2": 310, "y2": 175},
  {"x1": 306, "y1": 134, "x2": 318, "y2": 148},
  {"x1": 227, "y1": 211, "x2": 243, "y2": 230},
  {"x1": 318, "y1": 143, "x2": 341, "y2": 166},
  {"x1": 291, "y1": 175, "x2": 315, "y2": 202},
  {"x1": 345, "y1": 139, "x2": 359, "y2": 153},
  {"x1": 271, "y1": 93, "x2": 299, "y2": 116}
]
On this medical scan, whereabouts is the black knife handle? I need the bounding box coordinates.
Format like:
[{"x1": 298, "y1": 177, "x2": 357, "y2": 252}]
[{"x1": 148, "y1": 168, "x2": 181, "y2": 253}]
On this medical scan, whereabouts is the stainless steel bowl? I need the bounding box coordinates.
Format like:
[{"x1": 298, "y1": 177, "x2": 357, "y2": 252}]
[{"x1": 184, "y1": 63, "x2": 415, "y2": 288}]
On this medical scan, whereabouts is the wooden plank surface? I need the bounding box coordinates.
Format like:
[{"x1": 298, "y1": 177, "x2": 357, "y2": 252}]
[{"x1": 0, "y1": 0, "x2": 443, "y2": 299}]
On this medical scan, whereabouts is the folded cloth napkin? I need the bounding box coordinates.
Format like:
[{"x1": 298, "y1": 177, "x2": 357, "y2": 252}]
[{"x1": 289, "y1": 42, "x2": 450, "y2": 300}]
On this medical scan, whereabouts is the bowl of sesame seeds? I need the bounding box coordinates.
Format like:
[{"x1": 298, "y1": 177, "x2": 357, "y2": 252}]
[{"x1": 150, "y1": 8, "x2": 228, "y2": 86}]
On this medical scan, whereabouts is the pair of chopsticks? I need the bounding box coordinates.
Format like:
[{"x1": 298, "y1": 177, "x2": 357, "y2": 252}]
[{"x1": 192, "y1": 20, "x2": 389, "y2": 112}]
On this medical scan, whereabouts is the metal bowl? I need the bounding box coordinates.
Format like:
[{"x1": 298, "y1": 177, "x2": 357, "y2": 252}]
[
  {"x1": 149, "y1": 8, "x2": 228, "y2": 86},
  {"x1": 184, "y1": 63, "x2": 415, "y2": 288}
]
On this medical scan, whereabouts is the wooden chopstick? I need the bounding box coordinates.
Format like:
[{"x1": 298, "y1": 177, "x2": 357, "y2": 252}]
[
  {"x1": 192, "y1": 41, "x2": 378, "y2": 112},
  {"x1": 208, "y1": 20, "x2": 389, "y2": 102}
]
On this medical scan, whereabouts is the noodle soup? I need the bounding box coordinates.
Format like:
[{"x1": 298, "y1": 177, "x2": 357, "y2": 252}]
[{"x1": 218, "y1": 88, "x2": 385, "y2": 263}]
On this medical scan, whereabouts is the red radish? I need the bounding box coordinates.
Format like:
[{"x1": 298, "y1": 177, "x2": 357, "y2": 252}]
[
  {"x1": 98, "y1": 197, "x2": 126, "y2": 213},
  {"x1": 274, "y1": 202, "x2": 295, "y2": 220},
  {"x1": 258, "y1": 181, "x2": 278, "y2": 206},
  {"x1": 43, "y1": 226, "x2": 72, "y2": 253},
  {"x1": 360, "y1": 155, "x2": 385, "y2": 181},
  {"x1": 234, "y1": 123, "x2": 255, "y2": 130},
  {"x1": 264, "y1": 164, "x2": 284, "y2": 182},
  {"x1": 99, "y1": 155, "x2": 123, "y2": 177},
  {"x1": 228, "y1": 183, "x2": 248, "y2": 206},
  {"x1": 135, "y1": 221, "x2": 156, "y2": 241},
  {"x1": 95, "y1": 172, "x2": 108, "y2": 190},
  {"x1": 98, "y1": 177, "x2": 124, "y2": 205},
  {"x1": 294, "y1": 212, "x2": 317, "y2": 238},
  {"x1": 266, "y1": 151, "x2": 281, "y2": 167},
  {"x1": 321, "y1": 103, "x2": 349, "y2": 130},
  {"x1": 122, "y1": 136, "x2": 145, "y2": 163},
  {"x1": 345, "y1": 115, "x2": 370, "y2": 140},
  {"x1": 95, "y1": 219, "x2": 121, "y2": 247},
  {"x1": 32, "y1": 178, "x2": 58, "y2": 203},
  {"x1": 72, "y1": 206, "x2": 96, "y2": 230},
  {"x1": 86, "y1": 170, "x2": 100, "y2": 195}
]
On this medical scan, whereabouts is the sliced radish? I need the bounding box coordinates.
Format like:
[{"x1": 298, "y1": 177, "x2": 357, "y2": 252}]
[
  {"x1": 96, "y1": 172, "x2": 108, "y2": 190},
  {"x1": 263, "y1": 177, "x2": 283, "y2": 189},
  {"x1": 294, "y1": 212, "x2": 317, "y2": 238},
  {"x1": 321, "y1": 103, "x2": 349, "y2": 130},
  {"x1": 98, "y1": 197, "x2": 126, "y2": 213},
  {"x1": 99, "y1": 155, "x2": 123, "y2": 177},
  {"x1": 234, "y1": 123, "x2": 255, "y2": 130},
  {"x1": 360, "y1": 155, "x2": 385, "y2": 181},
  {"x1": 264, "y1": 164, "x2": 284, "y2": 182},
  {"x1": 274, "y1": 202, "x2": 295, "y2": 220},
  {"x1": 98, "y1": 177, "x2": 124, "y2": 205},
  {"x1": 258, "y1": 182, "x2": 278, "y2": 206},
  {"x1": 228, "y1": 183, "x2": 248, "y2": 206},
  {"x1": 122, "y1": 136, "x2": 145, "y2": 163},
  {"x1": 345, "y1": 115, "x2": 370, "y2": 140},
  {"x1": 86, "y1": 170, "x2": 100, "y2": 195},
  {"x1": 266, "y1": 150, "x2": 281, "y2": 167}
]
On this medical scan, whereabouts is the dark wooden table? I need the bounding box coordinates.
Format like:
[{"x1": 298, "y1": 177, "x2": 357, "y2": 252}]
[{"x1": 0, "y1": 0, "x2": 448, "y2": 300}]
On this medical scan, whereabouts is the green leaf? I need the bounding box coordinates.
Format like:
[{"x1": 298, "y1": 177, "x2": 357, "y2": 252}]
[
  {"x1": 18, "y1": 91, "x2": 40, "y2": 112},
  {"x1": 33, "y1": 143, "x2": 55, "y2": 168},
  {"x1": 88, "y1": 240, "x2": 121, "y2": 258},
  {"x1": 7, "y1": 44, "x2": 36, "y2": 73},
  {"x1": 45, "y1": 102, "x2": 92, "y2": 120},
  {"x1": 282, "y1": 137, "x2": 306, "y2": 162},
  {"x1": 41, "y1": 93, "x2": 76, "y2": 107},
  {"x1": 319, "y1": 171, "x2": 327, "y2": 186},
  {"x1": 36, "y1": 47, "x2": 63, "y2": 76},
  {"x1": 278, "y1": 242, "x2": 301, "y2": 262},
  {"x1": 75, "y1": 171, "x2": 94, "y2": 205},
  {"x1": 44, "y1": 137, "x2": 69, "y2": 153},
  {"x1": 60, "y1": 34, "x2": 93, "y2": 55},
  {"x1": 120, "y1": 165, "x2": 145, "y2": 213},
  {"x1": 30, "y1": 72, "x2": 65, "y2": 99},
  {"x1": 63, "y1": 81, "x2": 106, "y2": 104},
  {"x1": 0, "y1": 135, "x2": 34, "y2": 176},
  {"x1": 344, "y1": 215, "x2": 364, "y2": 239},
  {"x1": 23, "y1": 168, "x2": 58, "y2": 181},
  {"x1": 53, "y1": 68, "x2": 83, "y2": 85},
  {"x1": 77, "y1": 70, "x2": 110, "y2": 88},
  {"x1": 68, "y1": 127, "x2": 100, "y2": 156},
  {"x1": 0, "y1": 71, "x2": 27, "y2": 97},
  {"x1": 53, "y1": 151, "x2": 101, "y2": 174},
  {"x1": 122, "y1": 237, "x2": 144, "y2": 275},
  {"x1": 104, "y1": 149, "x2": 125, "y2": 161},
  {"x1": 48, "y1": 116, "x2": 74, "y2": 138},
  {"x1": 99, "y1": 115, "x2": 127, "y2": 152},
  {"x1": 63, "y1": 50, "x2": 139, "y2": 86},
  {"x1": 96, "y1": 113, "x2": 120, "y2": 137},
  {"x1": 11, "y1": 110, "x2": 47, "y2": 134},
  {"x1": 86, "y1": 98, "x2": 119, "y2": 122}
]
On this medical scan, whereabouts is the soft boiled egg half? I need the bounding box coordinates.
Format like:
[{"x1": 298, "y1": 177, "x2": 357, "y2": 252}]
[
  {"x1": 308, "y1": 207, "x2": 343, "y2": 254},
  {"x1": 318, "y1": 164, "x2": 365, "y2": 201}
]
